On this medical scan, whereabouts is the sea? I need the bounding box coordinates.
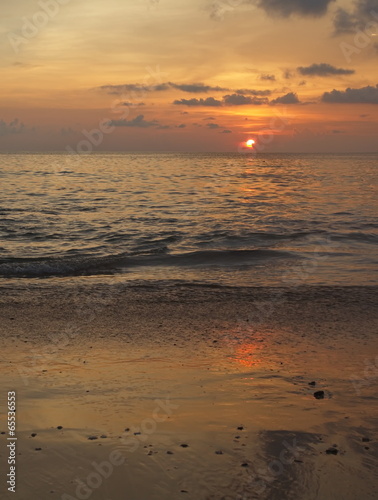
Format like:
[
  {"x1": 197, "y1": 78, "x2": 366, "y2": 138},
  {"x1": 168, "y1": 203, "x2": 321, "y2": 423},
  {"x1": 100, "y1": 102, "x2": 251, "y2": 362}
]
[{"x1": 0, "y1": 152, "x2": 377, "y2": 287}]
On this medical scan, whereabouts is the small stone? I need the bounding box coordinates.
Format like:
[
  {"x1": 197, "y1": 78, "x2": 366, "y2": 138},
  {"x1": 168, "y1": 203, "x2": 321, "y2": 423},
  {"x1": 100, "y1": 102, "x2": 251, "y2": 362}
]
[
  {"x1": 125, "y1": 428, "x2": 130, "y2": 432},
  {"x1": 237, "y1": 426, "x2": 244, "y2": 430},
  {"x1": 100, "y1": 435, "x2": 107, "y2": 439},
  {"x1": 314, "y1": 391, "x2": 325, "y2": 400},
  {"x1": 88, "y1": 436, "x2": 98, "y2": 440},
  {"x1": 362, "y1": 437, "x2": 370, "y2": 442},
  {"x1": 365, "y1": 446, "x2": 370, "y2": 450},
  {"x1": 1, "y1": 431, "x2": 6, "y2": 435},
  {"x1": 180, "y1": 444, "x2": 189, "y2": 448},
  {"x1": 57, "y1": 426, "x2": 63, "y2": 430},
  {"x1": 147, "y1": 450, "x2": 153, "y2": 455},
  {"x1": 166, "y1": 451, "x2": 174, "y2": 455},
  {"x1": 241, "y1": 462, "x2": 249, "y2": 467},
  {"x1": 35, "y1": 448, "x2": 42, "y2": 451},
  {"x1": 215, "y1": 450, "x2": 223, "y2": 455},
  {"x1": 308, "y1": 381, "x2": 316, "y2": 386},
  {"x1": 31, "y1": 433, "x2": 37, "y2": 437},
  {"x1": 325, "y1": 447, "x2": 338, "y2": 455},
  {"x1": 134, "y1": 432, "x2": 141, "y2": 435}
]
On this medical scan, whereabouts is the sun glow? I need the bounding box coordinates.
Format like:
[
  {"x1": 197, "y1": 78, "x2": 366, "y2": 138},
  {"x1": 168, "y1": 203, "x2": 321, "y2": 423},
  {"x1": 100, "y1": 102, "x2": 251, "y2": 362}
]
[{"x1": 246, "y1": 139, "x2": 255, "y2": 148}]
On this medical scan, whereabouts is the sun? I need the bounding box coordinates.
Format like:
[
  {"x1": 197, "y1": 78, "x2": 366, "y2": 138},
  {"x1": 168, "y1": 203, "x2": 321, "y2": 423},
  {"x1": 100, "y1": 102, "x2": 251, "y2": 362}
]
[{"x1": 246, "y1": 139, "x2": 255, "y2": 148}]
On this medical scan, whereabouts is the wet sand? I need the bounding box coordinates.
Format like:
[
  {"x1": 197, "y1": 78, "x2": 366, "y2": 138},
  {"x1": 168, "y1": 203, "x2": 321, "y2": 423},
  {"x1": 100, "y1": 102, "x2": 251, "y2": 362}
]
[{"x1": 0, "y1": 283, "x2": 377, "y2": 499}]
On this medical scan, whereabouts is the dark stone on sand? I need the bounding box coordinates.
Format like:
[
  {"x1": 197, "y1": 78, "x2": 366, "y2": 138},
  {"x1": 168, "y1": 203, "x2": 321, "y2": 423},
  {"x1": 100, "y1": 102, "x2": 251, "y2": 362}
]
[
  {"x1": 88, "y1": 436, "x2": 98, "y2": 440},
  {"x1": 125, "y1": 428, "x2": 130, "y2": 432},
  {"x1": 362, "y1": 437, "x2": 370, "y2": 442},
  {"x1": 308, "y1": 381, "x2": 316, "y2": 386},
  {"x1": 365, "y1": 446, "x2": 370, "y2": 450},
  {"x1": 1, "y1": 431, "x2": 6, "y2": 435},
  {"x1": 326, "y1": 447, "x2": 338, "y2": 455},
  {"x1": 180, "y1": 444, "x2": 189, "y2": 448},
  {"x1": 314, "y1": 390, "x2": 325, "y2": 399},
  {"x1": 57, "y1": 426, "x2": 63, "y2": 430},
  {"x1": 35, "y1": 448, "x2": 42, "y2": 451},
  {"x1": 215, "y1": 450, "x2": 223, "y2": 455},
  {"x1": 241, "y1": 462, "x2": 249, "y2": 467},
  {"x1": 237, "y1": 426, "x2": 244, "y2": 430},
  {"x1": 134, "y1": 432, "x2": 141, "y2": 435},
  {"x1": 167, "y1": 451, "x2": 174, "y2": 454},
  {"x1": 31, "y1": 433, "x2": 37, "y2": 437},
  {"x1": 100, "y1": 435, "x2": 107, "y2": 439}
]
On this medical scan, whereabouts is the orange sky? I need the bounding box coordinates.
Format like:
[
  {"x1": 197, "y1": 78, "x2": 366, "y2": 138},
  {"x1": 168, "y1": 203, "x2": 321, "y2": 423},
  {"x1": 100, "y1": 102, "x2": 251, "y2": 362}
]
[{"x1": 1, "y1": 0, "x2": 377, "y2": 152}]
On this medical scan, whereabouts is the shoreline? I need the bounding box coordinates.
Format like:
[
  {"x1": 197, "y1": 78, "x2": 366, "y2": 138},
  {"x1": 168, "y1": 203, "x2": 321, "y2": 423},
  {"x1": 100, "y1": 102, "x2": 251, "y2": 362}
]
[{"x1": 0, "y1": 284, "x2": 377, "y2": 499}]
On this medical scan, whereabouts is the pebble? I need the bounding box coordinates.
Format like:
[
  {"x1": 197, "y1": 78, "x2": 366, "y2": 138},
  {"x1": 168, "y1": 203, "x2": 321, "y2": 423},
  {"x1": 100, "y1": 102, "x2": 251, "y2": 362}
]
[
  {"x1": 237, "y1": 426, "x2": 244, "y2": 430},
  {"x1": 215, "y1": 450, "x2": 223, "y2": 455},
  {"x1": 362, "y1": 437, "x2": 370, "y2": 442},
  {"x1": 88, "y1": 436, "x2": 98, "y2": 440},
  {"x1": 167, "y1": 451, "x2": 174, "y2": 455},
  {"x1": 308, "y1": 381, "x2": 316, "y2": 386},
  {"x1": 57, "y1": 426, "x2": 63, "y2": 430},
  {"x1": 180, "y1": 444, "x2": 189, "y2": 448},
  {"x1": 241, "y1": 462, "x2": 249, "y2": 467},
  {"x1": 325, "y1": 447, "x2": 338, "y2": 455},
  {"x1": 35, "y1": 448, "x2": 42, "y2": 451},
  {"x1": 31, "y1": 433, "x2": 37, "y2": 437},
  {"x1": 314, "y1": 391, "x2": 325, "y2": 400}
]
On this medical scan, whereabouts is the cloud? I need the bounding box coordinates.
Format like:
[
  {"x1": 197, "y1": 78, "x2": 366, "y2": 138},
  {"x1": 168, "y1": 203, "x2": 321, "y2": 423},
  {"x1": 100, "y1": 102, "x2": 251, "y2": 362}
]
[
  {"x1": 98, "y1": 82, "x2": 229, "y2": 96},
  {"x1": 221, "y1": 129, "x2": 232, "y2": 133},
  {"x1": 322, "y1": 84, "x2": 378, "y2": 103},
  {"x1": 98, "y1": 83, "x2": 170, "y2": 95},
  {"x1": 176, "y1": 124, "x2": 186, "y2": 128},
  {"x1": 107, "y1": 115, "x2": 160, "y2": 127},
  {"x1": 297, "y1": 63, "x2": 355, "y2": 76},
  {"x1": 169, "y1": 82, "x2": 229, "y2": 93},
  {"x1": 121, "y1": 102, "x2": 145, "y2": 107},
  {"x1": 223, "y1": 93, "x2": 269, "y2": 105},
  {"x1": 173, "y1": 97, "x2": 223, "y2": 107},
  {"x1": 235, "y1": 88, "x2": 272, "y2": 96},
  {"x1": 260, "y1": 74, "x2": 276, "y2": 81},
  {"x1": 271, "y1": 92, "x2": 300, "y2": 104},
  {"x1": 0, "y1": 118, "x2": 26, "y2": 136},
  {"x1": 206, "y1": 123, "x2": 220, "y2": 129},
  {"x1": 333, "y1": 0, "x2": 378, "y2": 34},
  {"x1": 256, "y1": 0, "x2": 335, "y2": 18}
]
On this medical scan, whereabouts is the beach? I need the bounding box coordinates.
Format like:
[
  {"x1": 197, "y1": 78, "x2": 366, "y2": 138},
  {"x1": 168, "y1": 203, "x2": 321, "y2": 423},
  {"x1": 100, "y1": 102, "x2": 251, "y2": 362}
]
[{"x1": 0, "y1": 283, "x2": 377, "y2": 499}]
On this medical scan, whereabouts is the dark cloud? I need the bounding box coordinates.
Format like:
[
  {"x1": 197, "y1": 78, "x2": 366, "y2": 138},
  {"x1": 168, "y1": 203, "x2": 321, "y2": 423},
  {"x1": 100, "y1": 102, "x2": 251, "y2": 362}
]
[
  {"x1": 322, "y1": 84, "x2": 378, "y2": 103},
  {"x1": 256, "y1": 0, "x2": 335, "y2": 18},
  {"x1": 107, "y1": 115, "x2": 160, "y2": 127},
  {"x1": 221, "y1": 129, "x2": 232, "y2": 133},
  {"x1": 173, "y1": 97, "x2": 223, "y2": 107},
  {"x1": 271, "y1": 92, "x2": 300, "y2": 104},
  {"x1": 169, "y1": 82, "x2": 229, "y2": 93},
  {"x1": 235, "y1": 88, "x2": 272, "y2": 96},
  {"x1": 333, "y1": 0, "x2": 378, "y2": 34},
  {"x1": 297, "y1": 63, "x2": 355, "y2": 76},
  {"x1": 206, "y1": 123, "x2": 220, "y2": 129},
  {"x1": 0, "y1": 118, "x2": 26, "y2": 136},
  {"x1": 176, "y1": 124, "x2": 186, "y2": 128},
  {"x1": 260, "y1": 74, "x2": 276, "y2": 81},
  {"x1": 223, "y1": 93, "x2": 269, "y2": 105}
]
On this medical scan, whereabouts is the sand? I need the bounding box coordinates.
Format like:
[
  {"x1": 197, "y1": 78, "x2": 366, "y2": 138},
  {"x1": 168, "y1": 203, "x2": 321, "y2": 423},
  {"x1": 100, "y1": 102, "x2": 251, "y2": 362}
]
[{"x1": 0, "y1": 283, "x2": 377, "y2": 499}]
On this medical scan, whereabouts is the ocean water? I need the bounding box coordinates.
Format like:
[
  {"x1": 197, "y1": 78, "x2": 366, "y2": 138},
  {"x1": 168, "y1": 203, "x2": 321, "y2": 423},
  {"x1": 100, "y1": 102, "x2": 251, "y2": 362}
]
[{"x1": 0, "y1": 152, "x2": 377, "y2": 286}]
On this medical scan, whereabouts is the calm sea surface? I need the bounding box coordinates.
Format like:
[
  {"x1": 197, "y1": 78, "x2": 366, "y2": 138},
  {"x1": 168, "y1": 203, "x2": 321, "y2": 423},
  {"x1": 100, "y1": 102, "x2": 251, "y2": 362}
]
[{"x1": 0, "y1": 152, "x2": 377, "y2": 286}]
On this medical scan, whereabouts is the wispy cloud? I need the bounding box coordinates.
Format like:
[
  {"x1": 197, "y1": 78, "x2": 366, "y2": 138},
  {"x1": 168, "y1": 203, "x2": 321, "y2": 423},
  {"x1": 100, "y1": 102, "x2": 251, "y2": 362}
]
[
  {"x1": 270, "y1": 92, "x2": 300, "y2": 104},
  {"x1": 107, "y1": 115, "x2": 160, "y2": 127}
]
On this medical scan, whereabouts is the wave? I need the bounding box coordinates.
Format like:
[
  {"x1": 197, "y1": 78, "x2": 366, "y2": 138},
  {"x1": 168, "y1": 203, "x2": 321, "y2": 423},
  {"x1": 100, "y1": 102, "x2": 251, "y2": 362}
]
[{"x1": 0, "y1": 249, "x2": 296, "y2": 278}]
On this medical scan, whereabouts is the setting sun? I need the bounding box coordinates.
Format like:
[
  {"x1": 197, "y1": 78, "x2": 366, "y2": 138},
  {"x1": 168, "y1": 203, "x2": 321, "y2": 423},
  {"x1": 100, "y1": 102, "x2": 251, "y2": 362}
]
[{"x1": 246, "y1": 139, "x2": 255, "y2": 148}]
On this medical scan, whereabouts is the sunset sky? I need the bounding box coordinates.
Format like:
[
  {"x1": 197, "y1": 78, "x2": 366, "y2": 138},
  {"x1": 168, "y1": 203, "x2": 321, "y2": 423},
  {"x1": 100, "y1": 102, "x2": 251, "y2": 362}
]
[{"x1": 1, "y1": 0, "x2": 377, "y2": 152}]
